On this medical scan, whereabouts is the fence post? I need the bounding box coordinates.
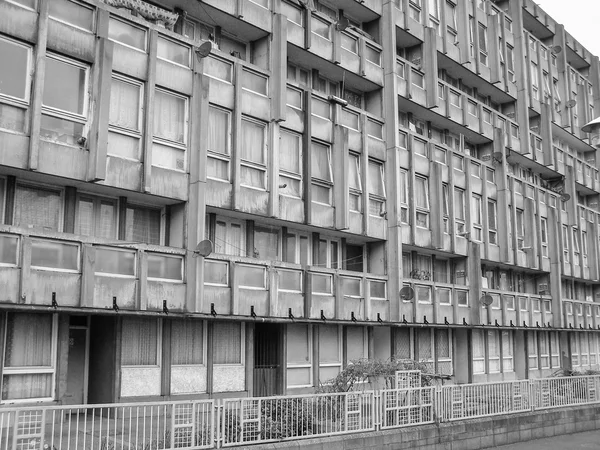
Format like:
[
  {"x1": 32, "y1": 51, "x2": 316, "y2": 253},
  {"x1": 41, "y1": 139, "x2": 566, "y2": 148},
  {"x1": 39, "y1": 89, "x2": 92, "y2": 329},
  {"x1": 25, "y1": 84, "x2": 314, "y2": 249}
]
[
  {"x1": 215, "y1": 399, "x2": 222, "y2": 449},
  {"x1": 529, "y1": 379, "x2": 535, "y2": 411},
  {"x1": 374, "y1": 391, "x2": 381, "y2": 431},
  {"x1": 434, "y1": 386, "x2": 441, "y2": 423}
]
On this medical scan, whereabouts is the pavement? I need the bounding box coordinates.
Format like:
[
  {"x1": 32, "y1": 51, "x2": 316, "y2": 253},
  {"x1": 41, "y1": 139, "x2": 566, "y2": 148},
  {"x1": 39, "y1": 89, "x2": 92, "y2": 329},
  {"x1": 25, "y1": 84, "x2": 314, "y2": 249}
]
[{"x1": 491, "y1": 429, "x2": 600, "y2": 449}]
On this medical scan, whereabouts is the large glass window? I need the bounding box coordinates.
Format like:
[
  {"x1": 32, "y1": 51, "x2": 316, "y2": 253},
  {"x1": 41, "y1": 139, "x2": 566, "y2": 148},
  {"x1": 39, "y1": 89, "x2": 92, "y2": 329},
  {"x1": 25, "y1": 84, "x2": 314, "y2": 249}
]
[
  {"x1": 207, "y1": 106, "x2": 231, "y2": 181},
  {"x1": 213, "y1": 322, "x2": 242, "y2": 364},
  {"x1": 311, "y1": 142, "x2": 333, "y2": 205},
  {"x1": 121, "y1": 318, "x2": 160, "y2": 366},
  {"x1": 2, "y1": 313, "x2": 57, "y2": 401},
  {"x1": 368, "y1": 160, "x2": 386, "y2": 217},
  {"x1": 76, "y1": 195, "x2": 117, "y2": 239},
  {"x1": 171, "y1": 320, "x2": 204, "y2": 365},
  {"x1": 125, "y1": 205, "x2": 161, "y2": 245},
  {"x1": 240, "y1": 118, "x2": 267, "y2": 189},
  {"x1": 152, "y1": 89, "x2": 188, "y2": 171},
  {"x1": 287, "y1": 324, "x2": 312, "y2": 387},
  {"x1": 348, "y1": 153, "x2": 362, "y2": 212},
  {"x1": 319, "y1": 325, "x2": 341, "y2": 382},
  {"x1": 279, "y1": 129, "x2": 302, "y2": 198},
  {"x1": 0, "y1": 36, "x2": 31, "y2": 133},
  {"x1": 41, "y1": 54, "x2": 89, "y2": 146},
  {"x1": 108, "y1": 75, "x2": 143, "y2": 161},
  {"x1": 415, "y1": 176, "x2": 429, "y2": 228}
]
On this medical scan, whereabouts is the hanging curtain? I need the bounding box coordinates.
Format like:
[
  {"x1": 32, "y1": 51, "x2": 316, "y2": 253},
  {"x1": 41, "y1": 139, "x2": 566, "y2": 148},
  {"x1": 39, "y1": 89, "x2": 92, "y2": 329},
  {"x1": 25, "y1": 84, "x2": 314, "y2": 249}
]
[
  {"x1": 121, "y1": 318, "x2": 159, "y2": 366},
  {"x1": 110, "y1": 78, "x2": 140, "y2": 130},
  {"x1": 76, "y1": 198, "x2": 94, "y2": 236},
  {"x1": 213, "y1": 322, "x2": 241, "y2": 364},
  {"x1": 280, "y1": 130, "x2": 300, "y2": 174},
  {"x1": 171, "y1": 320, "x2": 203, "y2": 365},
  {"x1": 125, "y1": 206, "x2": 160, "y2": 245},
  {"x1": 240, "y1": 120, "x2": 265, "y2": 164},
  {"x1": 153, "y1": 90, "x2": 185, "y2": 143},
  {"x1": 208, "y1": 107, "x2": 229, "y2": 155},
  {"x1": 311, "y1": 143, "x2": 331, "y2": 181},
  {"x1": 14, "y1": 185, "x2": 61, "y2": 231}
]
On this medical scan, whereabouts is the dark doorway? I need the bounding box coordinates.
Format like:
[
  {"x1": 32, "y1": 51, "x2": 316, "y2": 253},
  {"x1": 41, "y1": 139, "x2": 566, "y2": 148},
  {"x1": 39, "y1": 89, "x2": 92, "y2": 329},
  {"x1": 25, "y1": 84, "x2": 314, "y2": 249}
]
[
  {"x1": 65, "y1": 316, "x2": 89, "y2": 404},
  {"x1": 87, "y1": 316, "x2": 117, "y2": 404},
  {"x1": 253, "y1": 323, "x2": 283, "y2": 397}
]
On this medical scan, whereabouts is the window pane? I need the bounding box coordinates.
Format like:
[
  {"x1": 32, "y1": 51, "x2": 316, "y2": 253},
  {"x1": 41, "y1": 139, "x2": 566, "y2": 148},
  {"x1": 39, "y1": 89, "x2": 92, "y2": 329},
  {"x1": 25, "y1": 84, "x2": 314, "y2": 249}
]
[
  {"x1": 40, "y1": 115, "x2": 85, "y2": 145},
  {"x1": 240, "y1": 120, "x2": 265, "y2": 164},
  {"x1": 368, "y1": 161, "x2": 385, "y2": 197},
  {"x1": 254, "y1": 228, "x2": 278, "y2": 260},
  {"x1": 319, "y1": 325, "x2": 340, "y2": 363},
  {"x1": 157, "y1": 36, "x2": 190, "y2": 66},
  {"x1": 238, "y1": 265, "x2": 266, "y2": 288},
  {"x1": 312, "y1": 273, "x2": 332, "y2": 294},
  {"x1": 0, "y1": 37, "x2": 29, "y2": 100},
  {"x1": 280, "y1": 270, "x2": 302, "y2": 291},
  {"x1": 208, "y1": 107, "x2": 230, "y2": 156},
  {"x1": 311, "y1": 143, "x2": 332, "y2": 181},
  {"x1": 109, "y1": 78, "x2": 141, "y2": 131},
  {"x1": 347, "y1": 327, "x2": 365, "y2": 362},
  {"x1": 205, "y1": 56, "x2": 232, "y2": 82},
  {"x1": 5, "y1": 313, "x2": 53, "y2": 367},
  {"x1": 43, "y1": 57, "x2": 86, "y2": 115},
  {"x1": 95, "y1": 248, "x2": 135, "y2": 276},
  {"x1": 171, "y1": 320, "x2": 203, "y2": 365},
  {"x1": 31, "y1": 240, "x2": 79, "y2": 270},
  {"x1": 148, "y1": 254, "x2": 183, "y2": 280},
  {"x1": 2, "y1": 374, "x2": 52, "y2": 400},
  {"x1": 14, "y1": 185, "x2": 61, "y2": 231},
  {"x1": 121, "y1": 318, "x2": 158, "y2": 366},
  {"x1": 241, "y1": 70, "x2": 267, "y2": 95},
  {"x1": 287, "y1": 324, "x2": 310, "y2": 365},
  {"x1": 125, "y1": 206, "x2": 161, "y2": 245},
  {"x1": 0, "y1": 235, "x2": 18, "y2": 265},
  {"x1": 204, "y1": 260, "x2": 228, "y2": 285},
  {"x1": 108, "y1": 18, "x2": 146, "y2": 50},
  {"x1": 153, "y1": 90, "x2": 186, "y2": 143},
  {"x1": 213, "y1": 322, "x2": 241, "y2": 364},
  {"x1": 49, "y1": 0, "x2": 94, "y2": 31},
  {"x1": 370, "y1": 280, "x2": 386, "y2": 298},
  {"x1": 342, "y1": 277, "x2": 361, "y2": 296},
  {"x1": 280, "y1": 130, "x2": 301, "y2": 174}
]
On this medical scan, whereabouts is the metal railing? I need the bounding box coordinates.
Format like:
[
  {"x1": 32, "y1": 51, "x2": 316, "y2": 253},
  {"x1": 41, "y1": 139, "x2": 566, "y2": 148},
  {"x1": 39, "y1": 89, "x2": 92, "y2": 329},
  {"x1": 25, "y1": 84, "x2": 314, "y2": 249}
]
[
  {"x1": 219, "y1": 391, "x2": 376, "y2": 447},
  {"x1": 0, "y1": 400, "x2": 215, "y2": 450},
  {"x1": 531, "y1": 375, "x2": 600, "y2": 410},
  {"x1": 1, "y1": 374, "x2": 600, "y2": 448}
]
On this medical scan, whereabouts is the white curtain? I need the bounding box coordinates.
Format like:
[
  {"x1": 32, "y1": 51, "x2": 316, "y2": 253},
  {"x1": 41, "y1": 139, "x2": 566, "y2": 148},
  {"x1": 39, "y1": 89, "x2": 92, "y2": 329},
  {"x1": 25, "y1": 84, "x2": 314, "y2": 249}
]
[
  {"x1": 3, "y1": 313, "x2": 53, "y2": 400},
  {"x1": 240, "y1": 119, "x2": 265, "y2": 164},
  {"x1": 109, "y1": 78, "x2": 140, "y2": 130},
  {"x1": 208, "y1": 107, "x2": 229, "y2": 155},
  {"x1": 14, "y1": 185, "x2": 61, "y2": 231},
  {"x1": 125, "y1": 206, "x2": 161, "y2": 245},
  {"x1": 280, "y1": 130, "x2": 300, "y2": 174},
  {"x1": 319, "y1": 325, "x2": 340, "y2": 364},
  {"x1": 311, "y1": 143, "x2": 331, "y2": 182},
  {"x1": 254, "y1": 228, "x2": 279, "y2": 260},
  {"x1": 121, "y1": 318, "x2": 159, "y2": 366},
  {"x1": 346, "y1": 327, "x2": 365, "y2": 363},
  {"x1": 171, "y1": 320, "x2": 203, "y2": 365},
  {"x1": 414, "y1": 177, "x2": 429, "y2": 209},
  {"x1": 348, "y1": 154, "x2": 361, "y2": 191},
  {"x1": 213, "y1": 322, "x2": 241, "y2": 364},
  {"x1": 153, "y1": 90, "x2": 185, "y2": 143},
  {"x1": 368, "y1": 161, "x2": 384, "y2": 197}
]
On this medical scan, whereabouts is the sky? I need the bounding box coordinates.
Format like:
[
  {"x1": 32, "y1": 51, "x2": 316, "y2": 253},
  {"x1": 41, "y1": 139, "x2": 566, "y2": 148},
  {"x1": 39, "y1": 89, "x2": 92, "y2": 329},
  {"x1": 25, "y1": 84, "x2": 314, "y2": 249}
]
[{"x1": 535, "y1": 0, "x2": 600, "y2": 57}]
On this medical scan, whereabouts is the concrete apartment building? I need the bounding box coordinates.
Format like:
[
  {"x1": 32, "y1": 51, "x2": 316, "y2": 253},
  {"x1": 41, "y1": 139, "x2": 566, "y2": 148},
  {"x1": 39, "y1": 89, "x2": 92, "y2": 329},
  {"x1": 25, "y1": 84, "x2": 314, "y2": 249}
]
[{"x1": 0, "y1": 0, "x2": 599, "y2": 406}]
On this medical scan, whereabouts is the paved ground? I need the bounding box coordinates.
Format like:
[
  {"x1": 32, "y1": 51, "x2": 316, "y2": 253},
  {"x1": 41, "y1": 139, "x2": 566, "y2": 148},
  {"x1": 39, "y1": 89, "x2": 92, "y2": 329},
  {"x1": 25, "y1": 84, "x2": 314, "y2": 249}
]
[{"x1": 492, "y1": 429, "x2": 600, "y2": 449}]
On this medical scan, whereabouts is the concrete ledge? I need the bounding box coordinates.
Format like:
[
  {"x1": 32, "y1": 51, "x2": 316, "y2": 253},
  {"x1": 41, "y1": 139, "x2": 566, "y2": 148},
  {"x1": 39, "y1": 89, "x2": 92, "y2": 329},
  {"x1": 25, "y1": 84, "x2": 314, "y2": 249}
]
[{"x1": 247, "y1": 404, "x2": 600, "y2": 450}]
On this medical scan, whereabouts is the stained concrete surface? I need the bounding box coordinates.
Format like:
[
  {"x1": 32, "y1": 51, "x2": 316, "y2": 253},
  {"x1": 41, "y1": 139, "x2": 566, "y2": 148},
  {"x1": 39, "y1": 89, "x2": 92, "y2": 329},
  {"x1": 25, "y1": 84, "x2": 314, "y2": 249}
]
[{"x1": 492, "y1": 429, "x2": 600, "y2": 449}]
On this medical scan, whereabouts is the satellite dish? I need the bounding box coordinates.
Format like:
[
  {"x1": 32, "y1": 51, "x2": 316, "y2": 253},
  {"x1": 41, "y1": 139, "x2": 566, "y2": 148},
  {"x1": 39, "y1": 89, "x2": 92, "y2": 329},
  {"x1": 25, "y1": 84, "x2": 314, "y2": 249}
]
[
  {"x1": 492, "y1": 152, "x2": 504, "y2": 163},
  {"x1": 550, "y1": 45, "x2": 562, "y2": 54},
  {"x1": 480, "y1": 294, "x2": 494, "y2": 306},
  {"x1": 561, "y1": 193, "x2": 571, "y2": 202},
  {"x1": 195, "y1": 41, "x2": 212, "y2": 61},
  {"x1": 400, "y1": 286, "x2": 415, "y2": 301},
  {"x1": 194, "y1": 239, "x2": 213, "y2": 257},
  {"x1": 566, "y1": 99, "x2": 577, "y2": 108},
  {"x1": 335, "y1": 16, "x2": 350, "y2": 31}
]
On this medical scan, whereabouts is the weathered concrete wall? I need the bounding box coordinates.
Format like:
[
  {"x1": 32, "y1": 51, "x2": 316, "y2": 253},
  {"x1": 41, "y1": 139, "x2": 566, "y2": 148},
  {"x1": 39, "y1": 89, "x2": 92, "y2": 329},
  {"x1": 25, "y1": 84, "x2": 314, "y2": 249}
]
[{"x1": 248, "y1": 404, "x2": 600, "y2": 450}]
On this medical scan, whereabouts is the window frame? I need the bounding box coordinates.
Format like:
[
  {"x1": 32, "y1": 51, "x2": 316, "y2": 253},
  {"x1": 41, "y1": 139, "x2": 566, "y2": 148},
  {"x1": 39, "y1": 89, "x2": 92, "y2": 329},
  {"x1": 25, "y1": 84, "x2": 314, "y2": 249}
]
[
  {"x1": 240, "y1": 117, "x2": 268, "y2": 190},
  {"x1": 107, "y1": 74, "x2": 144, "y2": 161},
  {"x1": 207, "y1": 105, "x2": 232, "y2": 182}
]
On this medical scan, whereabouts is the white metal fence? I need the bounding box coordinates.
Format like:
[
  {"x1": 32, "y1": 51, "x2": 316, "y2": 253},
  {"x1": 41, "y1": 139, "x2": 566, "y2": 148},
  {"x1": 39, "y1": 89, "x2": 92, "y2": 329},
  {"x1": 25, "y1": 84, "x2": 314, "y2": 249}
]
[{"x1": 1, "y1": 374, "x2": 599, "y2": 449}]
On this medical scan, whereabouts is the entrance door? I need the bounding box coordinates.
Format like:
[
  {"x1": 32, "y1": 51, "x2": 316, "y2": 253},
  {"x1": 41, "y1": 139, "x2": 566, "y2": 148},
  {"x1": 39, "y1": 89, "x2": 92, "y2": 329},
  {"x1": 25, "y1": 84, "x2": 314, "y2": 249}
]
[
  {"x1": 253, "y1": 323, "x2": 283, "y2": 397},
  {"x1": 65, "y1": 316, "x2": 89, "y2": 404}
]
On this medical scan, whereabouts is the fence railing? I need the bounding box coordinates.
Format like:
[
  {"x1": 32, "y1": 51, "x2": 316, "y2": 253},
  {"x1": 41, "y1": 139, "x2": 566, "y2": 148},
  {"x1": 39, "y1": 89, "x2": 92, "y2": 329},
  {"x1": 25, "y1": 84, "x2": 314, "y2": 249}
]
[{"x1": 1, "y1": 374, "x2": 599, "y2": 449}]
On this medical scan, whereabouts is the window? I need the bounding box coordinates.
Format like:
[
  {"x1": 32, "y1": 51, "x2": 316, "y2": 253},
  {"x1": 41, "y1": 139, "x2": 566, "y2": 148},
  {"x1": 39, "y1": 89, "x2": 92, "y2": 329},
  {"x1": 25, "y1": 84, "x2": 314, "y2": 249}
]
[
  {"x1": 125, "y1": 205, "x2": 161, "y2": 245},
  {"x1": 471, "y1": 194, "x2": 482, "y2": 241},
  {"x1": 279, "y1": 269, "x2": 302, "y2": 291},
  {"x1": 530, "y1": 61, "x2": 539, "y2": 100},
  {"x1": 152, "y1": 89, "x2": 188, "y2": 171},
  {"x1": 30, "y1": 240, "x2": 77, "y2": 272},
  {"x1": 108, "y1": 75, "x2": 143, "y2": 161},
  {"x1": 287, "y1": 324, "x2": 312, "y2": 387},
  {"x1": 0, "y1": 36, "x2": 32, "y2": 133},
  {"x1": 286, "y1": 86, "x2": 303, "y2": 110},
  {"x1": 528, "y1": 332, "x2": 538, "y2": 369},
  {"x1": 454, "y1": 188, "x2": 465, "y2": 234},
  {"x1": 282, "y1": 1, "x2": 304, "y2": 26},
  {"x1": 14, "y1": 184, "x2": 62, "y2": 231},
  {"x1": 213, "y1": 322, "x2": 242, "y2": 364},
  {"x1": 348, "y1": 153, "x2": 362, "y2": 212},
  {"x1": 368, "y1": 160, "x2": 386, "y2": 217},
  {"x1": 49, "y1": 0, "x2": 95, "y2": 32},
  {"x1": 312, "y1": 273, "x2": 333, "y2": 294},
  {"x1": 319, "y1": 325, "x2": 341, "y2": 382},
  {"x1": 415, "y1": 176, "x2": 429, "y2": 228},
  {"x1": 205, "y1": 56, "x2": 233, "y2": 83},
  {"x1": 171, "y1": 320, "x2": 204, "y2": 366},
  {"x1": 254, "y1": 227, "x2": 279, "y2": 260},
  {"x1": 108, "y1": 17, "x2": 146, "y2": 51},
  {"x1": 213, "y1": 218, "x2": 246, "y2": 256},
  {"x1": 341, "y1": 33, "x2": 358, "y2": 53},
  {"x1": 148, "y1": 254, "x2": 183, "y2": 281},
  {"x1": 240, "y1": 118, "x2": 267, "y2": 189},
  {"x1": 399, "y1": 170, "x2": 409, "y2": 224},
  {"x1": 312, "y1": 16, "x2": 331, "y2": 40},
  {"x1": 241, "y1": 69, "x2": 268, "y2": 96},
  {"x1": 41, "y1": 54, "x2": 89, "y2": 146},
  {"x1": 311, "y1": 142, "x2": 333, "y2": 205},
  {"x1": 75, "y1": 194, "x2": 117, "y2": 239},
  {"x1": 317, "y1": 238, "x2": 340, "y2": 269},
  {"x1": 204, "y1": 260, "x2": 229, "y2": 286},
  {"x1": 477, "y1": 23, "x2": 488, "y2": 66},
  {"x1": 488, "y1": 200, "x2": 497, "y2": 244},
  {"x1": 2, "y1": 313, "x2": 57, "y2": 401},
  {"x1": 506, "y1": 45, "x2": 515, "y2": 83},
  {"x1": 472, "y1": 330, "x2": 485, "y2": 373},
  {"x1": 342, "y1": 277, "x2": 362, "y2": 298},
  {"x1": 283, "y1": 231, "x2": 310, "y2": 265},
  {"x1": 157, "y1": 36, "x2": 190, "y2": 67},
  {"x1": 516, "y1": 209, "x2": 524, "y2": 249},
  {"x1": 207, "y1": 106, "x2": 231, "y2": 181},
  {"x1": 502, "y1": 330, "x2": 514, "y2": 371},
  {"x1": 95, "y1": 248, "x2": 136, "y2": 277},
  {"x1": 279, "y1": 129, "x2": 302, "y2": 198},
  {"x1": 122, "y1": 318, "x2": 160, "y2": 366}
]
